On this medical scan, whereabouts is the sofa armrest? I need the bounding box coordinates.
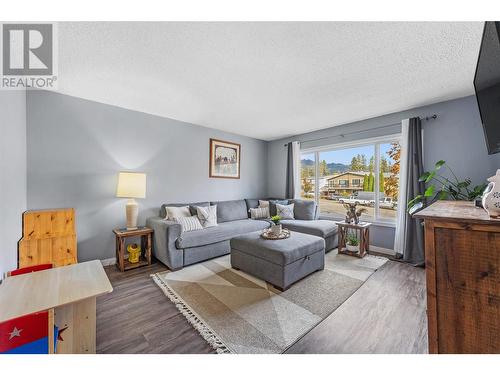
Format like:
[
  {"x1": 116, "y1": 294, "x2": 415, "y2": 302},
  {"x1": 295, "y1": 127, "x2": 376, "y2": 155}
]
[{"x1": 146, "y1": 216, "x2": 183, "y2": 270}]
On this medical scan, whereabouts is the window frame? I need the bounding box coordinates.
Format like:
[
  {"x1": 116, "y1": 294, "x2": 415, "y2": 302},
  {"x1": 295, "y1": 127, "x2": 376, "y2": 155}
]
[{"x1": 300, "y1": 134, "x2": 401, "y2": 226}]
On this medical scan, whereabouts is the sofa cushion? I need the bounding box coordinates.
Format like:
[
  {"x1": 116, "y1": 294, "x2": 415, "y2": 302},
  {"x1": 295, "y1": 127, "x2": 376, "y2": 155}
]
[
  {"x1": 291, "y1": 199, "x2": 317, "y2": 220},
  {"x1": 230, "y1": 231, "x2": 325, "y2": 266},
  {"x1": 160, "y1": 202, "x2": 209, "y2": 218},
  {"x1": 245, "y1": 198, "x2": 260, "y2": 211},
  {"x1": 281, "y1": 219, "x2": 338, "y2": 239},
  {"x1": 176, "y1": 219, "x2": 270, "y2": 249},
  {"x1": 211, "y1": 199, "x2": 248, "y2": 223}
]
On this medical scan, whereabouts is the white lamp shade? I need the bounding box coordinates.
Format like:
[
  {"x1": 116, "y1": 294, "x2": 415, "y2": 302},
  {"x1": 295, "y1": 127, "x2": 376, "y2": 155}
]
[{"x1": 116, "y1": 172, "x2": 146, "y2": 199}]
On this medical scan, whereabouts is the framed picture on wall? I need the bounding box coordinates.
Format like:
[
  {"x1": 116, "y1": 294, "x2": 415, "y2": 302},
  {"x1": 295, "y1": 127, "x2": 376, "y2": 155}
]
[{"x1": 209, "y1": 138, "x2": 241, "y2": 179}]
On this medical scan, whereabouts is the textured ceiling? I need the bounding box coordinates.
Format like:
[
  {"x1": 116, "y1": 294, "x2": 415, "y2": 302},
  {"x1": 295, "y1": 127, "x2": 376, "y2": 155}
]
[{"x1": 57, "y1": 22, "x2": 484, "y2": 140}]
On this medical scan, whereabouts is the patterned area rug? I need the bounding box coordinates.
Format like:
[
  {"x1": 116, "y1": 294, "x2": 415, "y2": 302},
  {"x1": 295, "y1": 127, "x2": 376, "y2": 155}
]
[{"x1": 152, "y1": 250, "x2": 388, "y2": 354}]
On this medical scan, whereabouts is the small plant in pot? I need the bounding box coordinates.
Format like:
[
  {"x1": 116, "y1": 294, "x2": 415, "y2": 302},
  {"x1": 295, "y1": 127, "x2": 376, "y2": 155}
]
[
  {"x1": 270, "y1": 215, "x2": 282, "y2": 235},
  {"x1": 346, "y1": 234, "x2": 360, "y2": 253}
]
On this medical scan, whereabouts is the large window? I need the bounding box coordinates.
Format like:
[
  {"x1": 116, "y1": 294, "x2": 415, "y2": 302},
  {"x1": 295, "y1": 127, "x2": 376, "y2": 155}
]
[
  {"x1": 301, "y1": 137, "x2": 401, "y2": 224},
  {"x1": 300, "y1": 152, "x2": 316, "y2": 201}
]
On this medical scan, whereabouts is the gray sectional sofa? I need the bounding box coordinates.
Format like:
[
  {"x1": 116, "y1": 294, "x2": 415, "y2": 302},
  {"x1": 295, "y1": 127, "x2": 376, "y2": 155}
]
[{"x1": 146, "y1": 198, "x2": 338, "y2": 270}]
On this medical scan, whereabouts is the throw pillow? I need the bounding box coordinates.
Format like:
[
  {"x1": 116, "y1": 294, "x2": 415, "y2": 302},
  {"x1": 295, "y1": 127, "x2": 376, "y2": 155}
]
[
  {"x1": 276, "y1": 203, "x2": 295, "y2": 220},
  {"x1": 258, "y1": 200, "x2": 270, "y2": 208},
  {"x1": 196, "y1": 205, "x2": 218, "y2": 228},
  {"x1": 269, "y1": 199, "x2": 289, "y2": 216},
  {"x1": 249, "y1": 206, "x2": 270, "y2": 219},
  {"x1": 291, "y1": 199, "x2": 317, "y2": 220},
  {"x1": 165, "y1": 206, "x2": 191, "y2": 220},
  {"x1": 173, "y1": 216, "x2": 203, "y2": 232}
]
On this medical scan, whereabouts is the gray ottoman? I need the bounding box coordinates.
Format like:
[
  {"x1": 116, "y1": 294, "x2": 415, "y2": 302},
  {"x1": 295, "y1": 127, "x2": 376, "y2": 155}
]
[{"x1": 230, "y1": 230, "x2": 325, "y2": 291}]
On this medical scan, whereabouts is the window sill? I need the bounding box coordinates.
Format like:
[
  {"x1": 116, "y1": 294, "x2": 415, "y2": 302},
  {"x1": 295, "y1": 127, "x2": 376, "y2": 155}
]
[{"x1": 318, "y1": 214, "x2": 396, "y2": 228}]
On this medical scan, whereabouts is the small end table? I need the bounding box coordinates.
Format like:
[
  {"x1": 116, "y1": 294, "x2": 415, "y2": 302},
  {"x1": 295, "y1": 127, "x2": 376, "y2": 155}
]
[
  {"x1": 113, "y1": 227, "x2": 153, "y2": 272},
  {"x1": 335, "y1": 221, "x2": 371, "y2": 258}
]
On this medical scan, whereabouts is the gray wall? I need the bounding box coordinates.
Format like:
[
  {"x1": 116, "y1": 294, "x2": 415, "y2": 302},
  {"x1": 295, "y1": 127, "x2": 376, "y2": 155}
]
[
  {"x1": 267, "y1": 95, "x2": 500, "y2": 249},
  {"x1": 0, "y1": 90, "x2": 27, "y2": 280},
  {"x1": 27, "y1": 91, "x2": 268, "y2": 262}
]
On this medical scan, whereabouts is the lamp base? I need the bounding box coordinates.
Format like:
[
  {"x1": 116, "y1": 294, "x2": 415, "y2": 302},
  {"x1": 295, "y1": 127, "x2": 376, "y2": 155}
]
[{"x1": 125, "y1": 199, "x2": 139, "y2": 230}]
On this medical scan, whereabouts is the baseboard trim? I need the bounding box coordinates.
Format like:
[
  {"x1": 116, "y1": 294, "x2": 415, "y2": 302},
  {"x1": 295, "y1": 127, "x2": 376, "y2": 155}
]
[{"x1": 101, "y1": 257, "x2": 116, "y2": 266}]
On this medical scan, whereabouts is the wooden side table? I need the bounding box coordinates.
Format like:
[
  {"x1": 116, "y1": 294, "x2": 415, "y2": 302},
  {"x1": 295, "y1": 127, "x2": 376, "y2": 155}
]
[
  {"x1": 336, "y1": 221, "x2": 371, "y2": 258},
  {"x1": 113, "y1": 227, "x2": 153, "y2": 272}
]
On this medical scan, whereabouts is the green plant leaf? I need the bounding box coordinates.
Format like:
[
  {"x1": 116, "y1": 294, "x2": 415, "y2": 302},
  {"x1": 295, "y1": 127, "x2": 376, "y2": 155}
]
[
  {"x1": 457, "y1": 179, "x2": 471, "y2": 189},
  {"x1": 436, "y1": 190, "x2": 448, "y2": 200},
  {"x1": 425, "y1": 171, "x2": 436, "y2": 183},
  {"x1": 407, "y1": 195, "x2": 423, "y2": 208},
  {"x1": 418, "y1": 172, "x2": 430, "y2": 182},
  {"x1": 424, "y1": 185, "x2": 435, "y2": 197},
  {"x1": 435, "y1": 160, "x2": 446, "y2": 170}
]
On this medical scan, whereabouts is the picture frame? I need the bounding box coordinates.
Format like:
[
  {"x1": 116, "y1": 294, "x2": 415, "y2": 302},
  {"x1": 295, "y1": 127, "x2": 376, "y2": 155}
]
[{"x1": 209, "y1": 138, "x2": 241, "y2": 179}]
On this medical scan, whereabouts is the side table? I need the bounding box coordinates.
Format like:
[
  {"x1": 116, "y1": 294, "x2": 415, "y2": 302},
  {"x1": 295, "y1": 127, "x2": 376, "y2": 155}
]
[
  {"x1": 335, "y1": 221, "x2": 371, "y2": 258},
  {"x1": 113, "y1": 227, "x2": 153, "y2": 272}
]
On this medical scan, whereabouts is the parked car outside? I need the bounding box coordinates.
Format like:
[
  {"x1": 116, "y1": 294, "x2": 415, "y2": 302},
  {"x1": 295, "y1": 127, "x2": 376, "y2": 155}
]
[
  {"x1": 327, "y1": 194, "x2": 344, "y2": 201},
  {"x1": 338, "y1": 195, "x2": 373, "y2": 206},
  {"x1": 379, "y1": 197, "x2": 397, "y2": 209}
]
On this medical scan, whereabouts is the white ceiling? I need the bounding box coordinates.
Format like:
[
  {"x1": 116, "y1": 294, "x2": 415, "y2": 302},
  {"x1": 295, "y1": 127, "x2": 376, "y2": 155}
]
[{"x1": 57, "y1": 22, "x2": 484, "y2": 140}]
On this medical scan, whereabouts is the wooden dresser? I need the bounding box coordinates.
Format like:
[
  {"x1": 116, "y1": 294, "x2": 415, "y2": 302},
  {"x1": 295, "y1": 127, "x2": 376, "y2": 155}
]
[{"x1": 415, "y1": 201, "x2": 500, "y2": 353}]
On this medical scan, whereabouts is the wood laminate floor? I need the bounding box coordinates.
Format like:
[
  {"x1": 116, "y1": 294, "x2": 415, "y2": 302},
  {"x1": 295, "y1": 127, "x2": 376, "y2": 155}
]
[{"x1": 97, "y1": 259, "x2": 427, "y2": 354}]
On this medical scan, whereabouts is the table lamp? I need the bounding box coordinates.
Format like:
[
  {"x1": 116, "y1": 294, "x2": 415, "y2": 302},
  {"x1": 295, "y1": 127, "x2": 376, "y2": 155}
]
[{"x1": 116, "y1": 172, "x2": 146, "y2": 230}]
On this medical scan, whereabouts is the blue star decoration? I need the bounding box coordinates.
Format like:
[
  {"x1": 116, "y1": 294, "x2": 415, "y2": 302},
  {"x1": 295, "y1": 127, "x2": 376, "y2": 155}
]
[{"x1": 9, "y1": 327, "x2": 23, "y2": 340}]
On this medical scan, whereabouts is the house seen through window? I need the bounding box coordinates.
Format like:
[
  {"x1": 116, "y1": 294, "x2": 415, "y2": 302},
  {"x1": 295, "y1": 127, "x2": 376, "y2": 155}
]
[{"x1": 300, "y1": 138, "x2": 401, "y2": 223}]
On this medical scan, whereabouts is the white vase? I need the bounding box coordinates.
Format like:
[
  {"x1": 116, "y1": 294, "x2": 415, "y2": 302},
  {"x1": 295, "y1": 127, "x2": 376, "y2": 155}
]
[
  {"x1": 346, "y1": 244, "x2": 359, "y2": 253},
  {"x1": 271, "y1": 224, "x2": 282, "y2": 235},
  {"x1": 482, "y1": 169, "x2": 500, "y2": 218}
]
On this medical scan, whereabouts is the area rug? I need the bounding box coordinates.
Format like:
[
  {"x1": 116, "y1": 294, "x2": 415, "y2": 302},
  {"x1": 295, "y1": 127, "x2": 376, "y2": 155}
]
[{"x1": 151, "y1": 250, "x2": 388, "y2": 354}]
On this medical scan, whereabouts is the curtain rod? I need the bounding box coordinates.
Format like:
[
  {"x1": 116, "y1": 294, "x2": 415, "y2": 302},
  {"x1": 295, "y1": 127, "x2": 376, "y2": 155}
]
[{"x1": 283, "y1": 114, "x2": 437, "y2": 147}]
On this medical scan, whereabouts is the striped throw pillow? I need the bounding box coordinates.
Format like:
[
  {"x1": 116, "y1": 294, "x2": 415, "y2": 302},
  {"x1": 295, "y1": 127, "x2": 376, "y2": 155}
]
[
  {"x1": 174, "y1": 216, "x2": 203, "y2": 232},
  {"x1": 249, "y1": 206, "x2": 270, "y2": 219}
]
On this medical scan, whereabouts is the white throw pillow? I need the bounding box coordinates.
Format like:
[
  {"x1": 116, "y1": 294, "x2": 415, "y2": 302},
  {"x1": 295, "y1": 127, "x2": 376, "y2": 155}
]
[
  {"x1": 249, "y1": 206, "x2": 270, "y2": 219},
  {"x1": 165, "y1": 206, "x2": 191, "y2": 220},
  {"x1": 196, "y1": 205, "x2": 218, "y2": 228},
  {"x1": 276, "y1": 203, "x2": 295, "y2": 220},
  {"x1": 258, "y1": 200, "x2": 270, "y2": 208},
  {"x1": 173, "y1": 216, "x2": 203, "y2": 232}
]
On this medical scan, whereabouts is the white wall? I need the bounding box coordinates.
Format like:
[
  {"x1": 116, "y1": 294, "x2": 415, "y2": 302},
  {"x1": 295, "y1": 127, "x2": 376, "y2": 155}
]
[{"x1": 0, "y1": 90, "x2": 27, "y2": 281}]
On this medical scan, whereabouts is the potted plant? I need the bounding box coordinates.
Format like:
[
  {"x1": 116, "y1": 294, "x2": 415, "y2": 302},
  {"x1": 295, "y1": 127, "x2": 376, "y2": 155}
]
[
  {"x1": 346, "y1": 234, "x2": 360, "y2": 253},
  {"x1": 270, "y1": 215, "x2": 282, "y2": 235},
  {"x1": 408, "y1": 160, "x2": 487, "y2": 214}
]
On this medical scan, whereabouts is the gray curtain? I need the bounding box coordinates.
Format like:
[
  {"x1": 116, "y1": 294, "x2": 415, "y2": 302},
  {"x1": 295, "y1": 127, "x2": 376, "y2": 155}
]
[
  {"x1": 400, "y1": 117, "x2": 426, "y2": 266},
  {"x1": 285, "y1": 142, "x2": 295, "y2": 199}
]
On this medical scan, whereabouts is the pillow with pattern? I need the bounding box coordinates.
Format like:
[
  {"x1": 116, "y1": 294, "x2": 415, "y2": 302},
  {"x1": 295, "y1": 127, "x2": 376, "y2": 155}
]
[
  {"x1": 173, "y1": 216, "x2": 203, "y2": 232},
  {"x1": 195, "y1": 205, "x2": 218, "y2": 228},
  {"x1": 249, "y1": 206, "x2": 270, "y2": 219},
  {"x1": 276, "y1": 203, "x2": 295, "y2": 220}
]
